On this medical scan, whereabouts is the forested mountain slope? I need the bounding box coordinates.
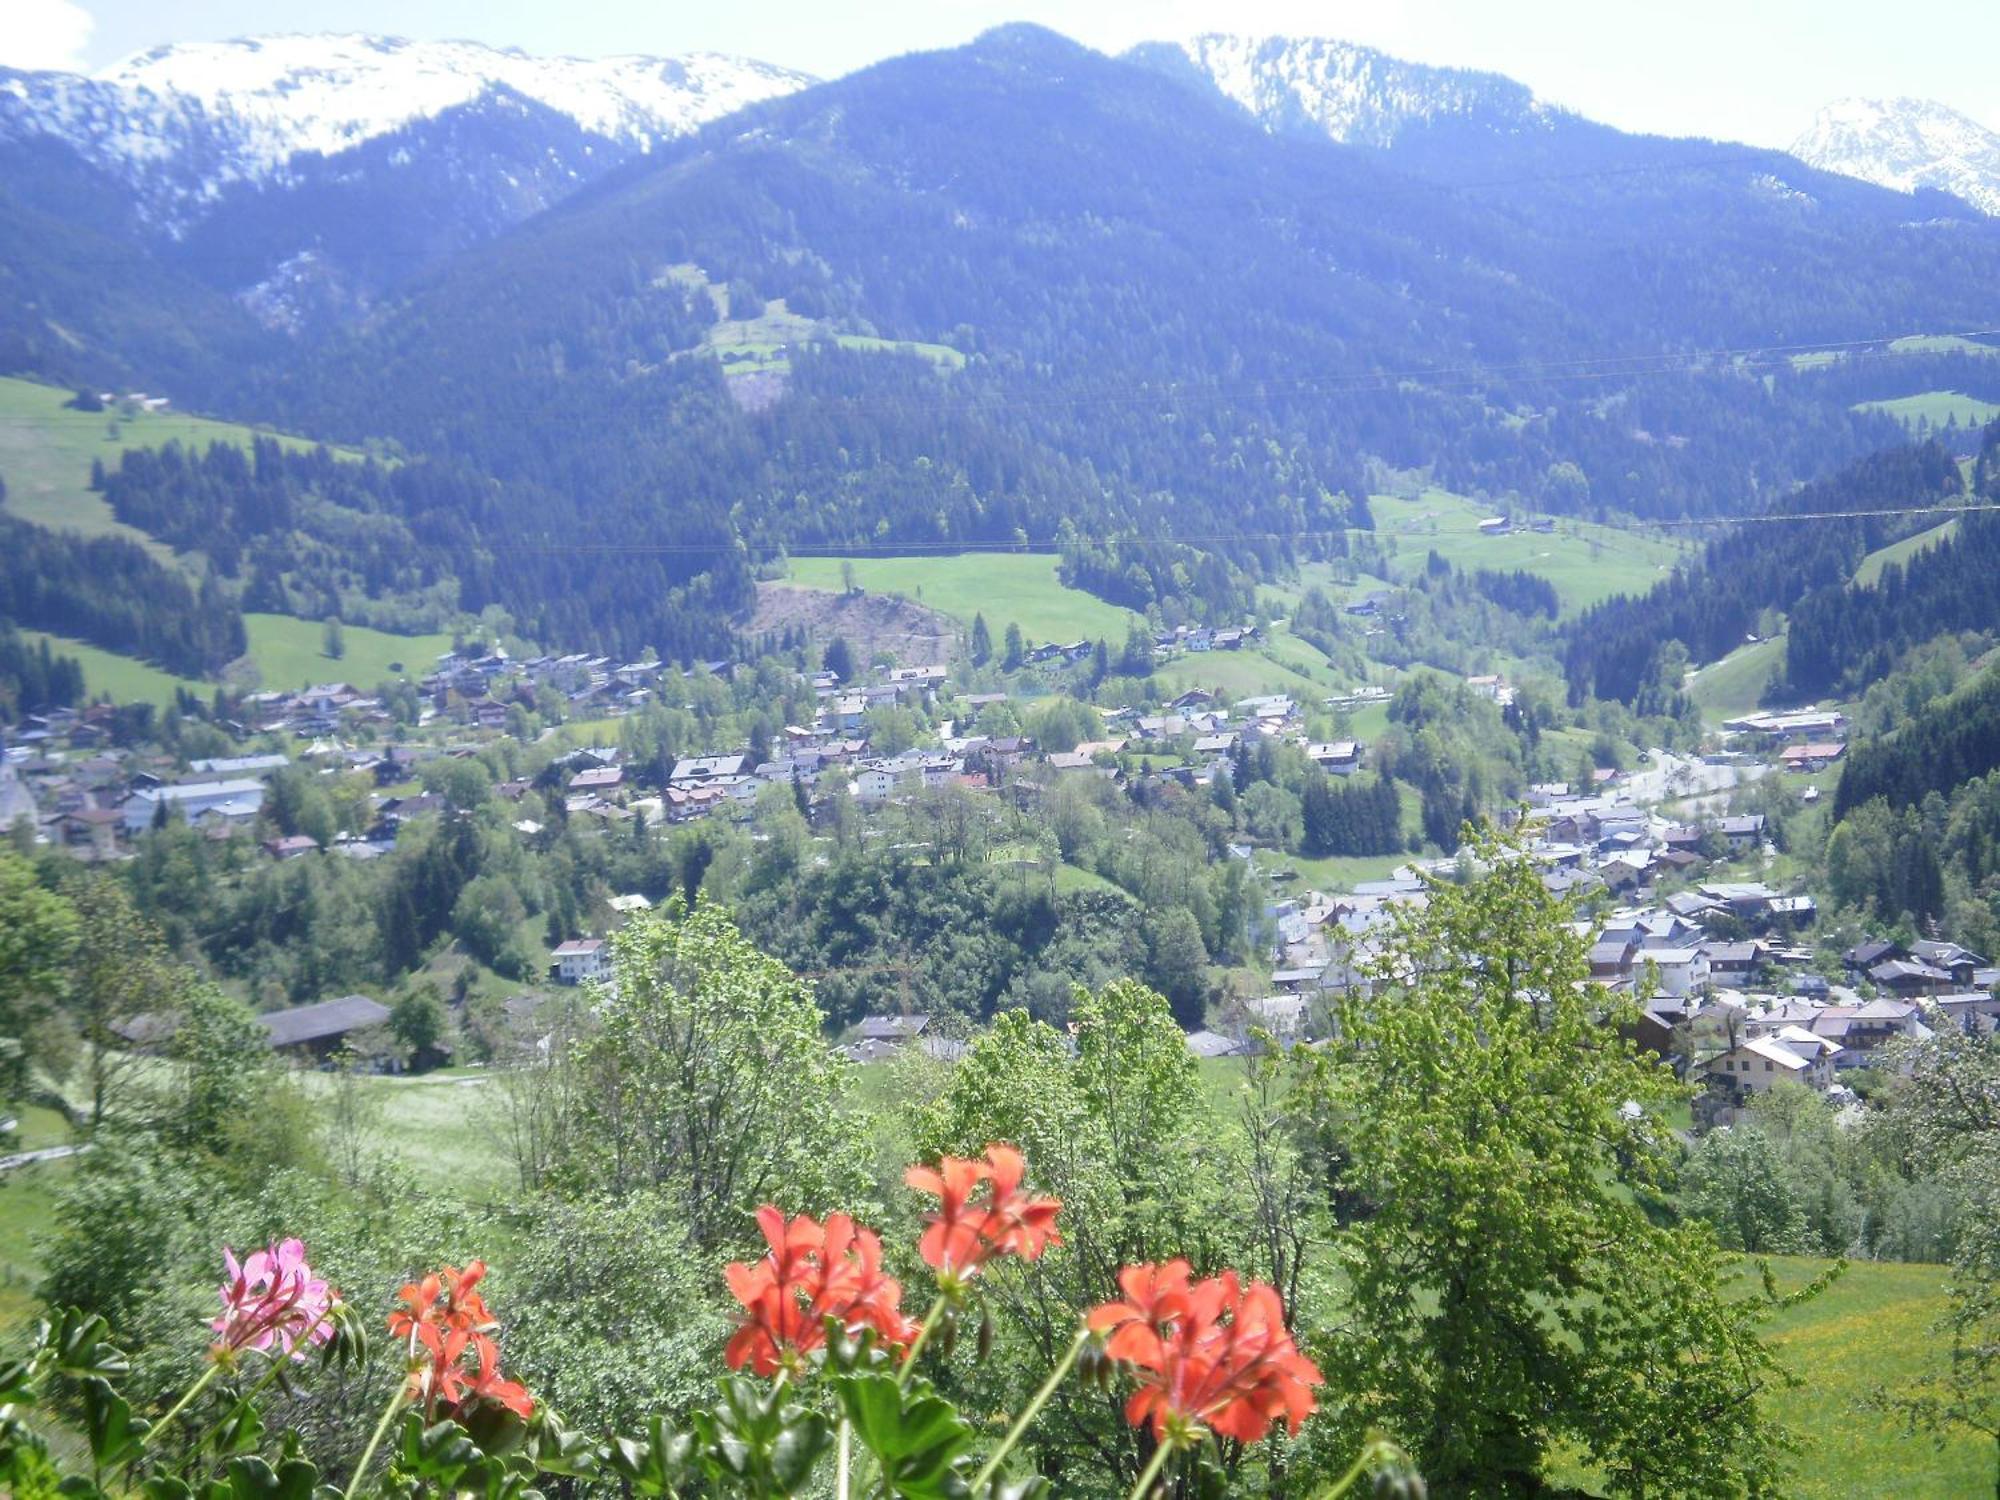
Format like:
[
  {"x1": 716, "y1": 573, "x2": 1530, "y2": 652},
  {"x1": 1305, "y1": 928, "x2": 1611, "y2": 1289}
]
[
  {"x1": 0, "y1": 138, "x2": 276, "y2": 388},
  {"x1": 1562, "y1": 441, "x2": 1967, "y2": 705},
  {"x1": 0, "y1": 39, "x2": 811, "y2": 329},
  {"x1": 10, "y1": 26, "x2": 2000, "y2": 661},
  {"x1": 1835, "y1": 660, "x2": 2000, "y2": 818}
]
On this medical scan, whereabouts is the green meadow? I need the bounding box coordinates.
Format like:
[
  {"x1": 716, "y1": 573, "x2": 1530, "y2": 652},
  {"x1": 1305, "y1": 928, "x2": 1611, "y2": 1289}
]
[
  {"x1": 21, "y1": 631, "x2": 211, "y2": 710},
  {"x1": 241, "y1": 613, "x2": 453, "y2": 693},
  {"x1": 1689, "y1": 635, "x2": 1785, "y2": 721},
  {"x1": 1854, "y1": 391, "x2": 2000, "y2": 433},
  {"x1": 0, "y1": 375, "x2": 354, "y2": 560},
  {"x1": 1364, "y1": 487, "x2": 1685, "y2": 616},
  {"x1": 788, "y1": 553, "x2": 1138, "y2": 644}
]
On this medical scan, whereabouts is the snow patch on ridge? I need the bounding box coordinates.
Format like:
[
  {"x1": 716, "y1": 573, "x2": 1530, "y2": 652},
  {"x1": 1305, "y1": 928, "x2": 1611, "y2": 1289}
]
[{"x1": 1792, "y1": 97, "x2": 2000, "y2": 216}]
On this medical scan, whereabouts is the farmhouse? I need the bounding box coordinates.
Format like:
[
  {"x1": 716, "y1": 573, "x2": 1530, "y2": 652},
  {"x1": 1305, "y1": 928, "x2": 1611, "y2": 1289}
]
[
  {"x1": 552, "y1": 937, "x2": 611, "y2": 985},
  {"x1": 1305, "y1": 741, "x2": 1362, "y2": 775},
  {"x1": 1779, "y1": 742, "x2": 1846, "y2": 772},
  {"x1": 1703, "y1": 1034, "x2": 1833, "y2": 1093},
  {"x1": 255, "y1": 995, "x2": 392, "y2": 1060}
]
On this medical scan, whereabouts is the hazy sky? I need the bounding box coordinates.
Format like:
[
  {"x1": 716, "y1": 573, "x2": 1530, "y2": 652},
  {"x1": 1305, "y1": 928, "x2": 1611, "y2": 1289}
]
[{"x1": 7, "y1": 0, "x2": 1997, "y2": 148}]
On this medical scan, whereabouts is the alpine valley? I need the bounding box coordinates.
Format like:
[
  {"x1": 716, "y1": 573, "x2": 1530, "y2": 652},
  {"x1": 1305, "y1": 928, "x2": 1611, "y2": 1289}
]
[{"x1": 11, "y1": 21, "x2": 2000, "y2": 1500}]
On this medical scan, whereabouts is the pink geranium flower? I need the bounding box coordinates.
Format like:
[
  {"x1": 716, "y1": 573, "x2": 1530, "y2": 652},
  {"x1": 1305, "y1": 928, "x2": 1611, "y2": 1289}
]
[{"x1": 211, "y1": 1239, "x2": 336, "y2": 1361}]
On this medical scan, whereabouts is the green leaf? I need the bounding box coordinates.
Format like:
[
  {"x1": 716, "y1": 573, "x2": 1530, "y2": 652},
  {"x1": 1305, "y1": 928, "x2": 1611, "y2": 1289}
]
[
  {"x1": 691, "y1": 1378, "x2": 831, "y2": 1496},
  {"x1": 0, "y1": 1353, "x2": 43, "y2": 1409},
  {"x1": 520, "y1": 1410, "x2": 601, "y2": 1480},
  {"x1": 207, "y1": 1400, "x2": 264, "y2": 1459},
  {"x1": 833, "y1": 1372, "x2": 976, "y2": 1500},
  {"x1": 214, "y1": 1455, "x2": 320, "y2": 1500},
  {"x1": 394, "y1": 1415, "x2": 479, "y2": 1485},
  {"x1": 80, "y1": 1377, "x2": 149, "y2": 1473},
  {"x1": 53, "y1": 1311, "x2": 128, "y2": 1383},
  {"x1": 605, "y1": 1414, "x2": 692, "y2": 1496}
]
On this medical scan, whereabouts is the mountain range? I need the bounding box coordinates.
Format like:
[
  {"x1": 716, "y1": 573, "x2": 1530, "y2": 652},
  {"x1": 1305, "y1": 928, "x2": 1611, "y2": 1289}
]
[
  {"x1": 1792, "y1": 96, "x2": 2000, "y2": 217},
  {"x1": 0, "y1": 35, "x2": 810, "y2": 331},
  {"x1": 4, "y1": 24, "x2": 2000, "y2": 665}
]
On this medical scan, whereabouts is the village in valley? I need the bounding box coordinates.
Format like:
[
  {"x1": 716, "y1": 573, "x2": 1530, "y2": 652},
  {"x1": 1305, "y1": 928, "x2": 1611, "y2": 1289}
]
[{"x1": 5, "y1": 603, "x2": 1979, "y2": 1132}]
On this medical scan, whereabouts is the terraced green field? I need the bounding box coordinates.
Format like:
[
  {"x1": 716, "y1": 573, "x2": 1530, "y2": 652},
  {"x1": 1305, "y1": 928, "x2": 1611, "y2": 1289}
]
[{"x1": 789, "y1": 554, "x2": 1137, "y2": 644}]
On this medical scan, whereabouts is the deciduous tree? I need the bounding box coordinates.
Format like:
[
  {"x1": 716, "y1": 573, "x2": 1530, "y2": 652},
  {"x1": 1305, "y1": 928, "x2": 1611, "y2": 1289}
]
[{"x1": 1319, "y1": 829, "x2": 1800, "y2": 1497}]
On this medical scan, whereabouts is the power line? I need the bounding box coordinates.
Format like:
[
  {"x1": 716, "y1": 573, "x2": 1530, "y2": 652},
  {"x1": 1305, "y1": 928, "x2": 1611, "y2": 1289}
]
[{"x1": 5, "y1": 324, "x2": 1994, "y2": 430}]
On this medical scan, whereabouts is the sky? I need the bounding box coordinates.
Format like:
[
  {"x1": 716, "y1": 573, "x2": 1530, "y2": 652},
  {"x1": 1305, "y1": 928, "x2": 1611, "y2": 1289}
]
[{"x1": 5, "y1": 0, "x2": 1996, "y2": 148}]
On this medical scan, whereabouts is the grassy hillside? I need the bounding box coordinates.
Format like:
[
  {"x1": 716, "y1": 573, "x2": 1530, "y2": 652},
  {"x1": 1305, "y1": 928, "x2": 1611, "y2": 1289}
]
[
  {"x1": 1762, "y1": 1256, "x2": 1988, "y2": 1499},
  {"x1": 1365, "y1": 487, "x2": 1684, "y2": 616},
  {"x1": 665, "y1": 267, "x2": 966, "y2": 378},
  {"x1": 242, "y1": 614, "x2": 453, "y2": 694},
  {"x1": 1685, "y1": 516, "x2": 1974, "y2": 724},
  {"x1": 0, "y1": 376, "x2": 349, "y2": 558},
  {"x1": 22, "y1": 630, "x2": 211, "y2": 710},
  {"x1": 1689, "y1": 635, "x2": 1786, "y2": 721},
  {"x1": 1852, "y1": 519, "x2": 1959, "y2": 588},
  {"x1": 1854, "y1": 391, "x2": 2000, "y2": 434},
  {"x1": 788, "y1": 554, "x2": 1137, "y2": 644},
  {"x1": 22, "y1": 616, "x2": 453, "y2": 707}
]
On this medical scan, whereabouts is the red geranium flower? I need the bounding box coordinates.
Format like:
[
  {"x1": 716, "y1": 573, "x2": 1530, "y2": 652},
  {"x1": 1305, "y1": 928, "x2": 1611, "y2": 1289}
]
[
  {"x1": 1088, "y1": 1260, "x2": 1321, "y2": 1446},
  {"x1": 905, "y1": 1143, "x2": 1062, "y2": 1286},
  {"x1": 389, "y1": 1260, "x2": 533, "y2": 1421},
  {"x1": 724, "y1": 1206, "x2": 916, "y2": 1377}
]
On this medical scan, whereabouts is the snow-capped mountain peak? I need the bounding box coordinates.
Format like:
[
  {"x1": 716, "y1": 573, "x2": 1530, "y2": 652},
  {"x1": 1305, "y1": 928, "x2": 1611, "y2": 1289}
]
[
  {"x1": 1125, "y1": 33, "x2": 1559, "y2": 147},
  {"x1": 1791, "y1": 97, "x2": 2000, "y2": 216},
  {"x1": 95, "y1": 34, "x2": 811, "y2": 169},
  {"x1": 0, "y1": 32, "x2": 815, "y2": 332},
  {"x1": 0, "y1": 32, "x2": 813, "y2": 219}
]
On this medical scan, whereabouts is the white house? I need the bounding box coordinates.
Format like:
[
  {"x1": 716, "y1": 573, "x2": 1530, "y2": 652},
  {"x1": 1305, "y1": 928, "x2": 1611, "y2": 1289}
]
[
  {"x1": 1704, "y1": 1035, "x2": 1833, "y2": 1093},
  {"x1": 1642, "y1": 947, "x2": 1710, "y2": 998},
  {"x1": 851, "y1": 767, "x2": 898, "y2": 803},
  {"x1": 552, "y1": 938, "x2": 611, "y2": 986},
  {"x1": 1305, "y1": 741, "x2": 1363, "y2": 776}
]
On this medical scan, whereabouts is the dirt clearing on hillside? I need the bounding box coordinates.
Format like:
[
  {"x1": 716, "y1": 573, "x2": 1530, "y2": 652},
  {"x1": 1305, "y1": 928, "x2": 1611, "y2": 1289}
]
[{"x1": 747, "y1": 582, "x2": 958, "y2": 668}]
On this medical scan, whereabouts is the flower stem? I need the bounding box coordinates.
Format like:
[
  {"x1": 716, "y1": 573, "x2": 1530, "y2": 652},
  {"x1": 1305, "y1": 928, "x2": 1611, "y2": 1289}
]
[
  {"x1": 969, "y1": 1324, "x2": 1089, "y2": 1490},
  {"x1": 182, "y1": 1355, "x2": 291, "y2": 1475},
  {"x1": 896, "y1": 1296, "x2": 948, "y2": 1388},
  {"x1": 151, "y1": 1361, "x2": 222, "y2": 1436},
  {"x1": 1126, "y1": 1436, "x2": 1177, "y2": 1500},
  {"x1": 1315, "y1": 1447, "x2": 1372, "y2": 1498},
  {"x1": 836, "y1": 1417, "x2": 851, "y2": 1500},
  {"x1": 341, "y1": 1384, "x2": 408, "y2": 1500}
]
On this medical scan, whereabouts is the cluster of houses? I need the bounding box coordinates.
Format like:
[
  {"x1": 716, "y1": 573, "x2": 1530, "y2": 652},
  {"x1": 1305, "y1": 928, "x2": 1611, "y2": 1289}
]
[
  {"x1": 1, "y1": 723, "x2": 283, "y2": 858},
  {"x1": 1206, "y1": 758, "x2": 2000, "y2": 1091}
]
